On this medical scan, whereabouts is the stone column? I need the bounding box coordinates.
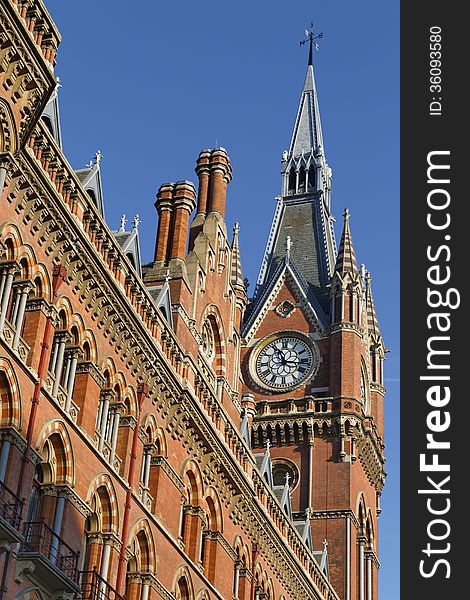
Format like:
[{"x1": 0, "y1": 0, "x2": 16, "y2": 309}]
[
  {"x1": 109, "y1": 403, "x2": 124, "y2": 465},
  {"x1": 12, "y1": 281, "x2": 33, "y2": 350},
  {"x1": 51, "y1": 331, "x2": 71, "y2": 398},
  {"x1": 366, "y1": 552, "x2": 373, "y2": 600},
  {"x1": 98, "y1": 389, "x2": 115, "y2": 452},
  {"x1": 0, "y1": 440, "x2": 11, "y2": 481},
  {"x1": 49, "y1": 493, "x2": 66, "y2": 566},
  {"x1": 64, "y1": 347, "x2": 81, "y2": 412},
  {"x1": 0, "y1": 262, "x2": 18, "y2": 333},
  {"x1": 358, "y1": 538, "x2": 365, "y2": 600}
]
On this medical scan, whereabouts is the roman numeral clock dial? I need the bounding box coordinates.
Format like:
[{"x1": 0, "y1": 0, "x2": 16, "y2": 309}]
[{"x1": 253, "y1": 333, "x2": 318, "y2": 391}]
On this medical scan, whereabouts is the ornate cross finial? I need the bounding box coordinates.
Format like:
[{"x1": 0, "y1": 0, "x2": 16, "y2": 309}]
[
  {"x1": 132, "y1": 214, "x2": 141, "y2": 230},
  {"x1": 164, "y1": 268, "x2": 171, "y2": 283},
  {"x1": 300, "y1": 22, "x2": 324, "y2": 65},
  {"x1": 94, "y1": 150, "x2": 102, "y2": 165},
  {"x1": 233, "y1": 222, "x2": 240, "y2": 236},
  {"x1": 322, "y1": 538, "x2": 328, "y2": 550},
  {"x1": 266, "y1": 439, "x2": 271, "y2": 452},
  {"x1": 343, "y1": 207, "x2": 350, "y2": 222},
  {"x1": 285, "y1": 472, "x2": 290, "y2": 486},
  {"x1": 285, "y1": 235, "x2": 293, "y2": 257},
  {"x1": 119, "y1": 214, "x2": 127, "y2": 232}
]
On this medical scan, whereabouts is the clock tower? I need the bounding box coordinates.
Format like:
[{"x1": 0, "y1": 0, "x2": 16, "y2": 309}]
[{"x1": 240, "y1": 32, "x2": 386, "y2": 600}]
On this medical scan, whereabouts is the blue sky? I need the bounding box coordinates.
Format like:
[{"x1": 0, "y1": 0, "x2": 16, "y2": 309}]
[{"x1": 45, "y1": 1, "x2": 399, "y2": 597}]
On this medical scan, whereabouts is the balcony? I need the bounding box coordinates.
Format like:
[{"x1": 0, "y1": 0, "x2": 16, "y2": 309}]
[
  {"x1": 0, "y1": 480, "x2": 23, "y2": 545},
  {"x1": 17, "y1": 520, "x2": 80, "y2": 594},
  {"x1": 76, "y1": 569, "x2": 124, "y2": 600}
]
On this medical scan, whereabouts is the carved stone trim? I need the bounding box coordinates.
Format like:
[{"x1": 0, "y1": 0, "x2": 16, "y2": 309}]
[
  {"x1": 151, "y1": 455, "x2": 184, "y2": 492},
  {"x1": 75, "y1": 360, "x2": 105, "y2": 387},
  {"x1": 202, "y1": 530, "x2": 237, "y2": 562},
  {"x1": 308, "y1": 508, "x2": 360, "y2": 530}
]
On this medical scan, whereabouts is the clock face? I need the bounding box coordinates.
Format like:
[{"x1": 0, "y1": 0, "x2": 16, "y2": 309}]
[{"x1": 254, "y1": 334, "x2": 316, "y2": 390}]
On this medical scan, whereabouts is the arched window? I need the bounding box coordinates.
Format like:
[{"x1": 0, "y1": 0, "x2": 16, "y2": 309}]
[
  {"x1": 125, "y1": 526, "x2": 155, "y2": 600},
  {"x1": 82, "y1": 480, "x2": 117, "y2": 594},
  {"x1": 201, "y1": 490, "x2": 223, "y2": 583},
  {"x1": 42, "y1": 115, "x2": 54, "y2": 136},
  {"x1": 0, "y1": 256, "x2": 34, "y2": 350},
  {"x1": 288, "y1": 169, "x2": 296, "y2": 194},
  {"x1": 298, "y1": 167, "x2": 306, "y2": 193},
  {"x1": 24, "y1": 426, "x2": 78, "y2": 576},
  {"x1": 176, "y1": 576, "x2": 191, "y2": 600},
  {"x1": 308, "y1": 165, "x2": 316, "y2": 190},
  {"x1": 86, "y1": 189, "x2": 97, "y2": 207}
]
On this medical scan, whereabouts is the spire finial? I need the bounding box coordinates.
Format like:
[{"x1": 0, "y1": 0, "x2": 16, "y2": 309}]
[
  {"x1": 119, "y1": 214, "x2": 127, "y2": 232},
  {"x1": 300, "y1": 22, "x2": 323, "y2": 66},
  {"x1": 343, "y1": 207, "x2": 350, "y2": 222},
  {"x1": 233, "y1": 221, "x2": 240, "y2": 236},
  {"x1": 132, "y1": 214, "x2": 141, "y2": 230},
  {"x1": 322, "y1": 538, "x2": 328, "y2": 551},
  {"x1": 285, "y1": 235, "x2": 293, "y2": 257},
  {"x1": 95, "y1": 150, "x2": 102, "y2": 165}
]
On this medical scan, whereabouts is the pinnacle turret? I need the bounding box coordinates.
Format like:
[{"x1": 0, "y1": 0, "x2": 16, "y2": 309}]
[
  {"x1": 365, "y1": 270, "x2": 381, "y2": 339},
  {"x1": 334, "y1": 208, "x2": 359, "y2": 276},
  {"x1": 230, "y1": 222, "x2": 245, "y2": 293}
]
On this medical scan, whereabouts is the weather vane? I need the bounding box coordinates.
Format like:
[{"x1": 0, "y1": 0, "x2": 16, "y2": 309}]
[{"x1": 300, "y1": 22, "x2": 324, "y2": 64}]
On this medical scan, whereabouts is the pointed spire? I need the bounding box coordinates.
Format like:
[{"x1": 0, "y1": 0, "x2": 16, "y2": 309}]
[
  {"x1": 230, "y1": 222, "x2": 245, "y2": 292},
  {"x1": 365, "y1": 270, "x2": 381, "y2": 338},
  {"x1": 288, "y1": 37, "x2": 324, "y2": 158},
  {"x1": 334, "y1": 208, "x2": 359, "y2": 276}
]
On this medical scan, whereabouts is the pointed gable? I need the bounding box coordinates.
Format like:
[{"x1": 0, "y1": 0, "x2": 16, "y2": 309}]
[
  {"x1": 75, "y1": 151, "x2": 105, "y2": 216},
  {"x1": 112, "y1": 215, "x2": 143, "y2": 278}
]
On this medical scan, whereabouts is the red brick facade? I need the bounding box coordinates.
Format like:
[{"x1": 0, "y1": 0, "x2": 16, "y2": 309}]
[{"x1": 0, "y1": 3, "x2": 385, "y2": 600}]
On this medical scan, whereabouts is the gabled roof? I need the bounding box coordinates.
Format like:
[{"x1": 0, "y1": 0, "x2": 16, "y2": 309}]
[
  {"x1": 147, "y1": 281, "x2": 173, "y2": 329},
  {"x1": 312, "y1": 543, "x2": 330, "y2": 580},
  {"x1": 112, "y1": 215, "x2": 143, "y2": 278},
  {"x1": 272, "y1": 480, "x2": 293, "y2": 519},
  {"x1": 75, "y1": 151, "x2": 105, "y2": 216},
  {"x1": 253, "y1": 444, "x2": 273, "y2": 487},
  {"x1": 239, "y1": 408, "x2": 251, "y2": 447},
  {"x1": 257, "y1": 197, "x2": 333, "y2": 314},
  {"x1": 242, "y1": 252, "x2": 328, "y2": 341},
  {"x1": 41, "y1": 78, "x2": 62, "y2": 147}
]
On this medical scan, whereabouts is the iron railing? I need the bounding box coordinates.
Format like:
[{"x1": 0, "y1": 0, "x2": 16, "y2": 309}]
[
  {"x1": 76, "y1": 569, "x2": 124, "y2": 600},
  {"x1": 22, "y1": 520, "x2": 79, "y2": 582},
  {"x1": 0, "y1": 480, "x2": 23, "y2": 531}
]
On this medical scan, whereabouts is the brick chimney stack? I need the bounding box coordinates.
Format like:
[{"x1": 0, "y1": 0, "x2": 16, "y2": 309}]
[
  {"x1": 207, "y1": 148, "x2": 232, "y2": 218},
  {"x1": 169, "y1": 181, "x2": 197, "y2": 260},
  {"x1": 189, "y1": 148, "x2": 232, "y2": 250},
  {"x1": 153, "y1": 181, "x2": 196, "y2": 264},
  {"x1": 154, "y1": 183, "x2": 174, "y2": 262}
]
